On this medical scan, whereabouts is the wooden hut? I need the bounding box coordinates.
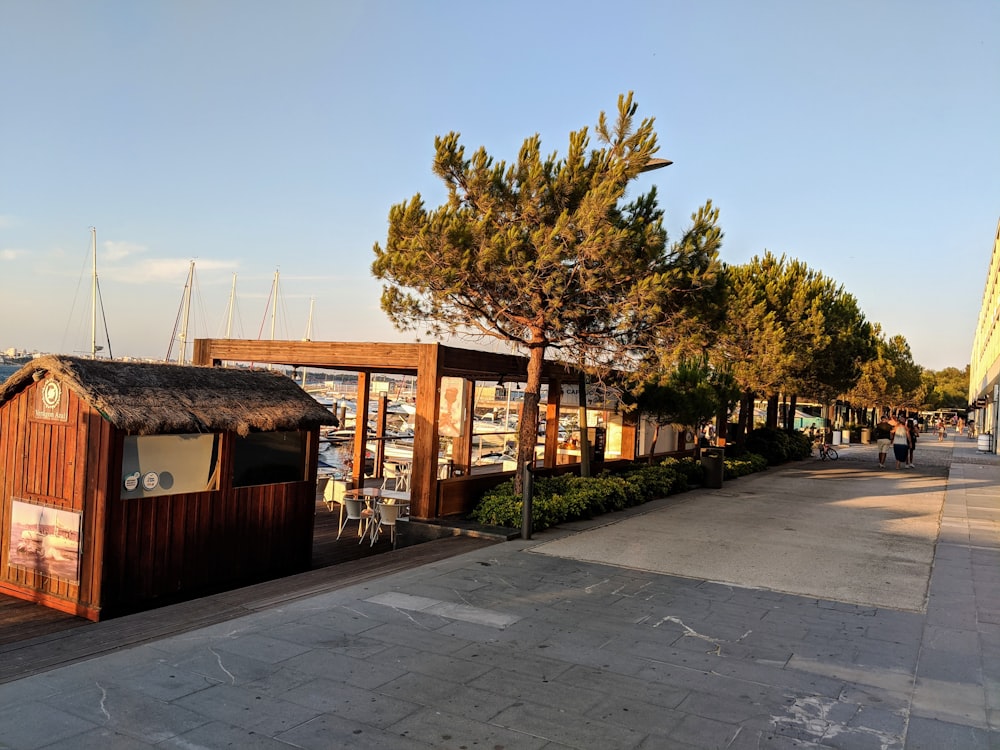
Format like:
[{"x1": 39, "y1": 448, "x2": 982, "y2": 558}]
[{"x1": 0, "y1": 355, "x2": 336, "y2": 620}]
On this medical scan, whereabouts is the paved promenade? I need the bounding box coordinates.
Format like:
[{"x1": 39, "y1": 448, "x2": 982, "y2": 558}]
[{"x1": 0, "y1": 431, "x2": 997, "y2": 749}]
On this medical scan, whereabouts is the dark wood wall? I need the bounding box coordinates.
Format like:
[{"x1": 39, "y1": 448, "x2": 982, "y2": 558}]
[
  {"x1": 97, "y1": 426, "x2": 318, "y2": 617},
  {"x1": 99, "y1": 477, "x2": 315, "y2": 616}
]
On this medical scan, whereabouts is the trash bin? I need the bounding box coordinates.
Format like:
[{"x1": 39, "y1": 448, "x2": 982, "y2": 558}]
[
  {"x1": 701, "y1": 448, "x2": 724, "y2": 489},
  {"x1": 861, "y1": 428, "x2": 871, "y2": 444}
]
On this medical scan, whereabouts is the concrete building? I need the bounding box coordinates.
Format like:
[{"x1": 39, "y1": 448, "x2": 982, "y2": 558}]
[{"x1": 968, "y1": 218, "x2": 1000, "y2": 452}]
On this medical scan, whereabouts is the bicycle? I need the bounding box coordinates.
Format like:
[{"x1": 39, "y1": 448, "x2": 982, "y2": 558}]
[{"x1": 815, "y1": 441, "x2": 838, "y2": 461}]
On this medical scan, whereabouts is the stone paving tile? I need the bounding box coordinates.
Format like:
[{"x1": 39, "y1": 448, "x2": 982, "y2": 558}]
[
  {"x1": 390, "y1": 706, "x2": 549, "y2": 749},
  {"x1": 903, "y1": 716, "x2": 995, "y2": 750},
  {"x1": 106, "y1": 658, "x2": 222, "y2": 702},
  {"x1": 170, "y1": 681, "x2": 325, "y2": 735},
  {"x1": 39, "y1": 682, "x2": 210, "y2": 744},
  {"x1": 363, "y1": 643, "x2": 494, "y2": 684},
  {"x1": 38, "y1": 726, "x2": 160, "y2": 749},
  {"x1": 262, "y1": 620, "x2": 392, "y2": 657},
  {"x1": 156, "y1": 644, "x2": 286, "y2": 688},
  {"x1": 489, "y1": 699, "x2": 649, "y2": 748},
  {"x1": 280, "y1": 645, "x2": 407, "y2": 690},
  {"x1": 555, "y1": 663, "x2": 691, "y2": 709},
  {"x1": 346, "y1": 620, "x2": 472, "y2": 655},
  {"x1": 449, "y1": 640, "x2": 577, "y2": 681},
  {"x1": 237, "y1": 662, "x2": 330, "y2": 700},
  {"x1": 916, "y1": 646, "x2": 985, "y2": 685},
  {"x1": 275, "y1": 712, "x2": 435, "y2": 750},
  {"x1": 0, "y1": 700, "x2": 99, "y2": 749},
  {"x1": 659, "y1": 710, "x2": 743, "y2": 748},
  {"x1": 376, "y1": 669, "x2": 518, "y2": 718},
  {"x1": 204, "y1": 630, "x2": 316, "y2": 664}
]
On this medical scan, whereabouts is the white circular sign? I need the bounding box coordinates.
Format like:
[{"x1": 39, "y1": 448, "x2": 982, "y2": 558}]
[
  {"x1": 142, "y1": 472, "x2": 159, "y2": 490},
  {"x1": 41, "y1": 380, "x2": 61, "y2": 409},
  {"x1": 123, "y1": 472, "x2": 140, "y2": 491}
]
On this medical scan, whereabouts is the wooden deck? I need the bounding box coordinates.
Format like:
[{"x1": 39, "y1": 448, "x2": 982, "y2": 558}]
[{"x1": 0, "y1": 500, "x2": 501, "y2": 683}]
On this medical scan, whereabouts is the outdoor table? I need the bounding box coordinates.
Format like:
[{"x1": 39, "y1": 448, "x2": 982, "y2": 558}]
[{"x1": 342, "y1": 488, "x2": 410, "y2": 545}]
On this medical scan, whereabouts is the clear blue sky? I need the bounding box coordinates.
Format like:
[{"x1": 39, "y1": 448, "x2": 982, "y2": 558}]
[{"x1": 2, "y1": 1, "x2": 997, "y2": 371}]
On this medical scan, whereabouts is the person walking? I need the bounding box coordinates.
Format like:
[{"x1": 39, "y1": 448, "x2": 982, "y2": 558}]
[
  {"x1": 937, "y1": 419, "x2": 947, "y2": 442},
  {"x1": 906, "y1": 418, "x2": 918, "y2": 468},
  {"x1": 874, "y1": 414, "x2": 893, "y2": 469},
  {"x1": 891, "y1": 414, "x2": 912, "y2": 469}
]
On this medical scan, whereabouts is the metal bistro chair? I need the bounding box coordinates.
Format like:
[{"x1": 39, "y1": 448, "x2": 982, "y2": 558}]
[
  {"x1": 389, "y1": 461, "x2": 411, "y2": 493},
  {"x1": 325, "y1": 482, "x2": 367, "y2": 540},
  {"x1": 371, "y1": 499, "x2": 404, "y2": 549},
  {"x1": 316, "y1": 474, "x2": 333, "y2": 507}
]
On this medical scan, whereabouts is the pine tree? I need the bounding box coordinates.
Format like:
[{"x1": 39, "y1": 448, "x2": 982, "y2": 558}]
[{"x1": 372, "y1": 93, "x2": 723, "y2": 492}]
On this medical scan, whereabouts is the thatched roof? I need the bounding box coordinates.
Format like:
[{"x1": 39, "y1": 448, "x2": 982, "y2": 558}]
[{"x1": 0, "y1": 355, "x2": 338, "y2": 436}]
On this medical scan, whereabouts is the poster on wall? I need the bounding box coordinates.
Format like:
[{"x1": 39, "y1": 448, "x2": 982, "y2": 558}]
[
  {"x1": 8, "y1": 500, "x2": 82, "y2": 585},
  {"x1": 438, "y1": 376, "x2": 465, "y2": 437}
]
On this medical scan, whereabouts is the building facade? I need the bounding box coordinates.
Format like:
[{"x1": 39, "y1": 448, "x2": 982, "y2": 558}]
[{"x1": 968, "y1": 218, "x2": 1000, "y2": 451}]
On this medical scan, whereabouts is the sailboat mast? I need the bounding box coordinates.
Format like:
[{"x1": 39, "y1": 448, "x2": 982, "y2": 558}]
[
  {"x1": 301, "y1": 297, "x2": 315, "y2": 386},
  {"x1": 178, "y1": 261, "x2": 195, "y2": 365},
  {"x1": 269, "y1": 269, "x2": 280, "y2": 342},
  {"x1": 225, "y1": 273, "x2": 237, "y2": 338},
  {"x1": 90, "y1": 227, "x2": 98, "y2": 359},
  {"x1": 303, "y1": 297, "x2": 314, "y2": 342}
]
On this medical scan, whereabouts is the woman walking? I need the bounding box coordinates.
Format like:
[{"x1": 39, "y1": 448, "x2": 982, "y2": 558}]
[{"x1": 892, "y1": 415, "x2": 912, "y2": 470}]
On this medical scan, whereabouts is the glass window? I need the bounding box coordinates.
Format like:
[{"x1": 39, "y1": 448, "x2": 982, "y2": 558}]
[
  {"x1": 122, "y1": 434, "x2": 220, "y2": 498},
  {"x1": 232, "y1": 431, "x2": 307, "y2": 487}
]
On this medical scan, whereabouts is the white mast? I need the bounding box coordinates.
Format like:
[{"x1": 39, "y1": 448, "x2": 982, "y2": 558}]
[
  {"x1": 90, "y1": 227, "x2": 98, "y2": 359},
  {"x1": 177, "y1": 261, "x2": 195, "y2": 365},
  {"x1": 301, "y1": 297, "x2": 315, "y2": 386},
  {"x1": 269, "y1": 269, "x2": 280, "y2": 342},
  {"x1": 303, "y1": 297, "x2": 315, "y2": 342},
  {"x1": 225, "y1": 273, "x2": 237, "y2": 338}
]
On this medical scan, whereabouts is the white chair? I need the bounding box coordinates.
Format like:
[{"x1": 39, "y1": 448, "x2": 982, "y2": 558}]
[
  {"x1": 326, "y1": 483, "x2": 367, "y2": 540},
  {"x1": 371, "y1": 500, "x2": 402, "y2": 548},
  {"x1": 385, "y1": 461, "x2": 410, "y2": 492},
  {"x1": 316, "y1": 474, "x2": 332, "y2": 506}
]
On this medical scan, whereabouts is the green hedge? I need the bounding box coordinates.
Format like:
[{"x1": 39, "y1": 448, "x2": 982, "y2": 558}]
[
  {"x1": 470, "y1": 454, "x2": 766, "y2": 531},
  {"x1": 745, "y1": 427, "x2": 813, "y2": 465}
]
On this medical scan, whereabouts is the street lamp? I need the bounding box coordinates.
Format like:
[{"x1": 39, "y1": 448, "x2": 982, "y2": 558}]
[{"x1": 641, "y1": 157, "x2": 673, "y2": 172}]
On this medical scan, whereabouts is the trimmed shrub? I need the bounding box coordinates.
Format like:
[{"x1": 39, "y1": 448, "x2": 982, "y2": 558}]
[
  {"x1": 470, "y1": 451, "x2": 770, "y2": 530},
  {"x1": 470, "y1": 480, "x2": 521, "y2": 527},
  {"x1": 618, "y1": 463, "x2": 682, "y2": 502},
  {"x1": 724, "y1": 452, "x2": 767, "y2": 478},
  {"x1": 745, "y1": 427, "x2": 815, "y2": 465},
  {"x1": 661, "y1": 456, "x2": 703, "y2": 490}
]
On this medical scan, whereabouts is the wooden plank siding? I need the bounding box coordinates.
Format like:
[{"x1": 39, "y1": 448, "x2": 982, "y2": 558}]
[{"x1": 98, "y1": 480, "x2": 316, "y2": 619}]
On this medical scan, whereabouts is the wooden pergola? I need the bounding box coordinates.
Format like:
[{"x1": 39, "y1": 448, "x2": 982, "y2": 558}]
[{"x1": 192, "y1": 339, "x2": 635, "y2": 520}]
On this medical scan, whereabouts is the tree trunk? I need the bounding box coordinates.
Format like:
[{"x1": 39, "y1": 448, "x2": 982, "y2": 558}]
[
  {"x1": 766, "y1": 394, "x2": 779, "y2": 429},
  {"x1": 514, "y1": 342, "x2": 545, "y2": 495},
  {"x1": 735, "y1": 390, "x2": 753, "y2": 447},
  {"x1": 788, "y1": 394, "x2": 798, "y2": 430},
  {"x1": 715, "y1": 405, "x2": 729, "y2": 448}
]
